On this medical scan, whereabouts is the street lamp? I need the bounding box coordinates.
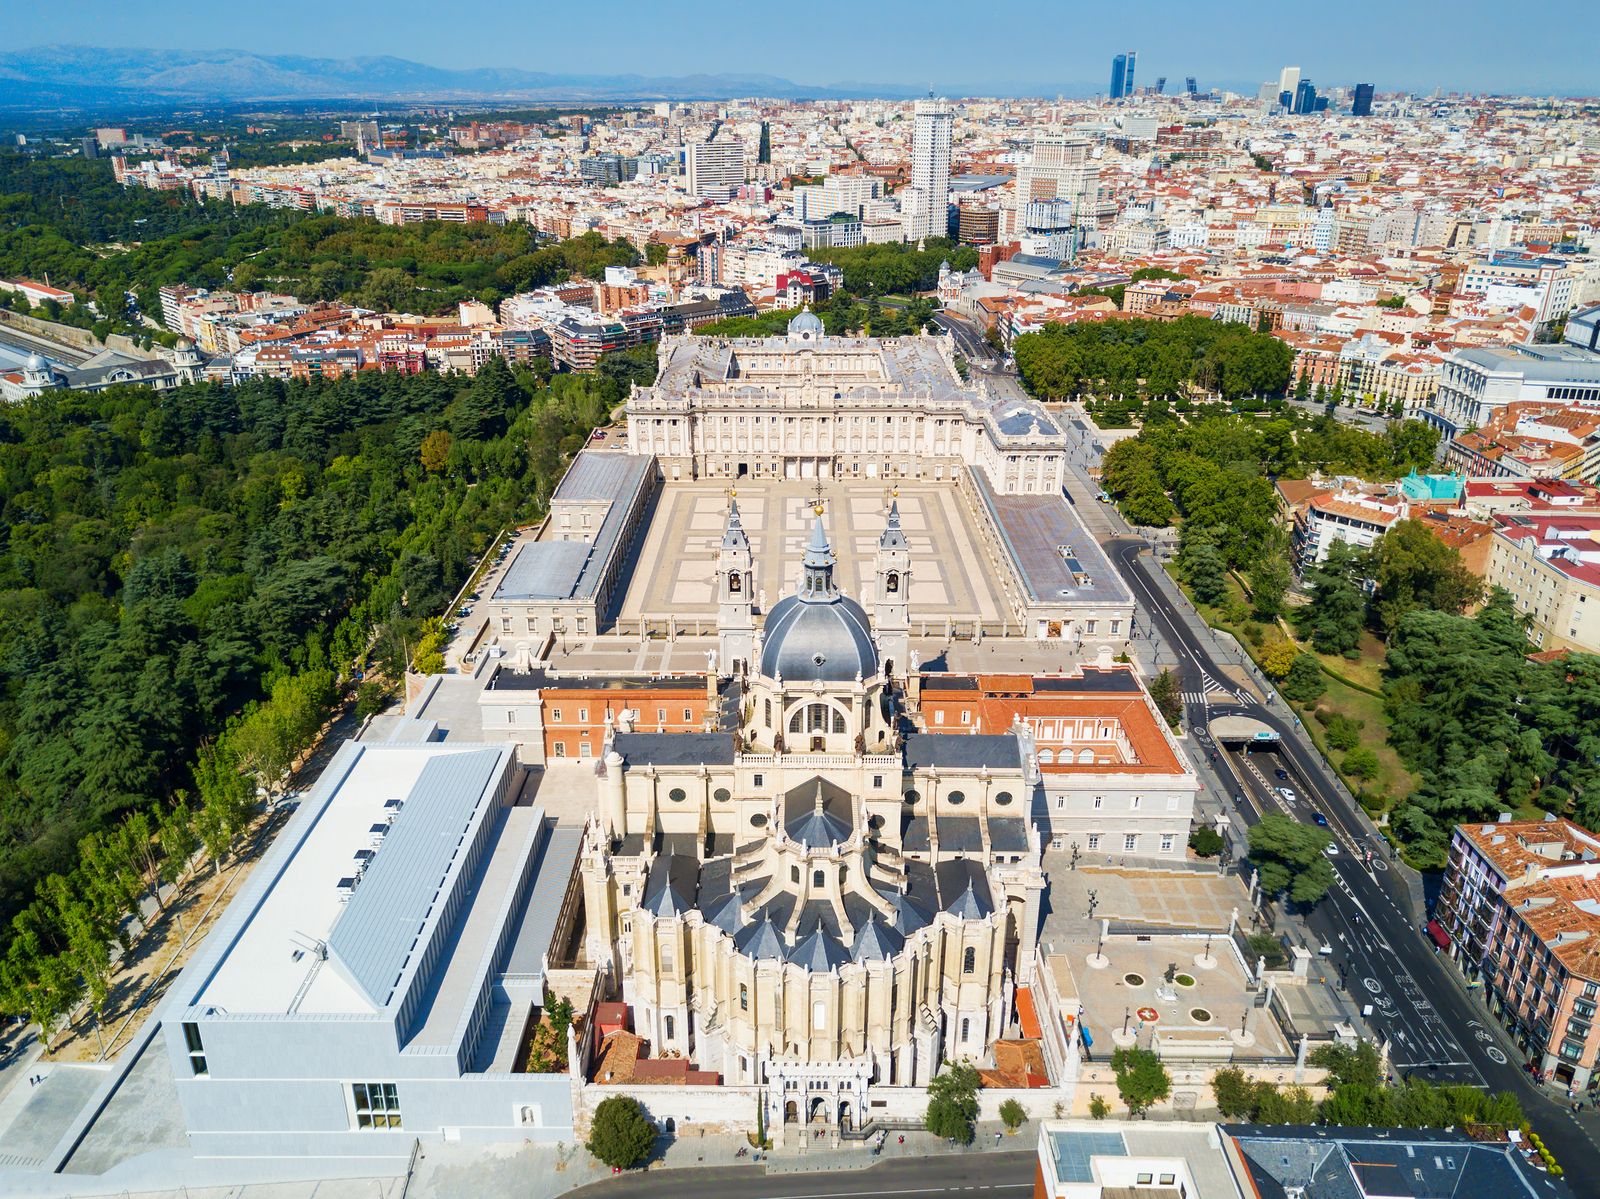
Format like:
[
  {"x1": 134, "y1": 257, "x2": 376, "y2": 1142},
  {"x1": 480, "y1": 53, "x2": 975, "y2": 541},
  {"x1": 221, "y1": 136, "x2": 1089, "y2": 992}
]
[
  {"x1": 1087, "y1": 889, "x2": 1099, "y2": 920},
  {"x1": 1070, "y1": 843, "x2": 1081, "y2": 872},
  {"x1": 1123, "y1": 1006, "x2": 1132, "y2": 1036}
]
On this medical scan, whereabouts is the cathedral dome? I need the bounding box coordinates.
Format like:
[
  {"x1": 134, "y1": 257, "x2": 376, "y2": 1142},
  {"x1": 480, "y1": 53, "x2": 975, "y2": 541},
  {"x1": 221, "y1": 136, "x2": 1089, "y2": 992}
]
[
  {"x1": 787, "y1": 306, "x2": 824, "y2": 340},
  {"x1": 759, "y1": 513, "x2": 878, "y2": 683}
]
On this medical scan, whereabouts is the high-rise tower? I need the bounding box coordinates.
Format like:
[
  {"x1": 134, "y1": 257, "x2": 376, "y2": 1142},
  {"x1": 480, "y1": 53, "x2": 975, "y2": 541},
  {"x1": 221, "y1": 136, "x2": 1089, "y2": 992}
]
[
  {"x1": 901, "y1": 96, "x2": 953, "y2": 242},
  {"x1": 1109, "y1": 54, "x2": 1127, "y2": 100}
]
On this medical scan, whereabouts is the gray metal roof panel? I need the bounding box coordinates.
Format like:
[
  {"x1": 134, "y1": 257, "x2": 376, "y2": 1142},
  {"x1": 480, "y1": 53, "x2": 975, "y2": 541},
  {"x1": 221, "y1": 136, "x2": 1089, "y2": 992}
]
[{"x1": 326, "y1": 747, "x2": 506, "y2": 1009}]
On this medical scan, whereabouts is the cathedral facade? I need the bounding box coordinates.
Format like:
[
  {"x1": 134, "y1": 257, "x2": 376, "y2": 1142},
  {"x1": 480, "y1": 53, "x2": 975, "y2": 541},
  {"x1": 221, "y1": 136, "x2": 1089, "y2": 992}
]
[{"x1": 579, "y1": 501, "x2": 1046, "y2": 1131}]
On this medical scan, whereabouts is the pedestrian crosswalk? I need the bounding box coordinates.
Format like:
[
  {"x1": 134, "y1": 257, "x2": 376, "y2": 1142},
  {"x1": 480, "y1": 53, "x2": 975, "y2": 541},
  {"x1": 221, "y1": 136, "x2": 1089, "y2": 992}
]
[{"x1": 1183, "y1": 676, "x2": 1237, "y2": 705}]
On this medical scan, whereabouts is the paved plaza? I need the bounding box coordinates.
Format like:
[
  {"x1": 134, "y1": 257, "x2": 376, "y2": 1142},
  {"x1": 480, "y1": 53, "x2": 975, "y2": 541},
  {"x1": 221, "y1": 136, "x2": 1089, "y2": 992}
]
[
  {"x1": 1041, "y1": 858, "x2": 1250, "y2": 938},
  {"x1": 615, "y1": 480, "x2": 1009, "y2": 631}
]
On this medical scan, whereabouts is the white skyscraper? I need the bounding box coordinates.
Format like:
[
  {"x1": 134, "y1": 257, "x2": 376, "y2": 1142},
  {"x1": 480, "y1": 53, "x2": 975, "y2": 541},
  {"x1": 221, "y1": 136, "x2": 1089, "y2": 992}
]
[
  {"x1": 686, "y1": 139, "x2": 748, "y2": 199},
  {"x1": 1277, "y1": 67, "x2": 1301, "y2": 106},
  {"x1": 901, "y1": 96, "x2": 953, "y2": 242}
]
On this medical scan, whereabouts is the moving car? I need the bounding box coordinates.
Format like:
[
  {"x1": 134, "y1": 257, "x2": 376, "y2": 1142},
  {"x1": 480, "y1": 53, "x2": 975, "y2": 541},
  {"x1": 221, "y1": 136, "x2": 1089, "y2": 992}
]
[
  {"x1": 1312, "y1": 812, "x2": 1329, "y2": 827},
  {"x1": 1274, "y1": 767, "x2": 1290, "y2": 780},
  {"x1": 1324, "y1": 842, "x2": 1340, "y2": 856},
  {"x1": 1278, "y1": 787, "x2": 1298, "y2": 804}
]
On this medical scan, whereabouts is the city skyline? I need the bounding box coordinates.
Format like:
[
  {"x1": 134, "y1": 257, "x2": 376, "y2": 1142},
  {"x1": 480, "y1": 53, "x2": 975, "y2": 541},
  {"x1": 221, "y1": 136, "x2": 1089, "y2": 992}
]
[{"x1": 5, "y1": 0, "x2": 1599, "y2": 98}]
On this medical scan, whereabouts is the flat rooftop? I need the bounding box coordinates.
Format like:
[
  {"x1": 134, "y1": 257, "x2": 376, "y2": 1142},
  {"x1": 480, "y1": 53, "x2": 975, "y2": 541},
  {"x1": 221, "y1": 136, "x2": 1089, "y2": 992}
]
[
  {"x1": 493, "y1": 451, "x2": 654, "y2": 604},
  {"x1": 969, "y1": 467, "x2": 1133, "y2": 608},
  {"x1": 192, "y1": 741, "x2": 513, "y2": 1016}
]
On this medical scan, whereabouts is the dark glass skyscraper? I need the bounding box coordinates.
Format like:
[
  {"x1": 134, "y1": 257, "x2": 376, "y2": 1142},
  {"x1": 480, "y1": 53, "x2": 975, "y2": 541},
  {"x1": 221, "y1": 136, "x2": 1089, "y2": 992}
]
[
  {"x1": 1123, "y1": 51, "x2": 1136, "y2": 96},
  {"x1": 1110, "y1": 54, "x2": 1126, "y2": 99},
  {"x1": 1185, "y1": 77, "x2": 1197, "y2": 95},
  {"x1": 1352, "y1": 83, "x2": 1375, "y2": 116}
]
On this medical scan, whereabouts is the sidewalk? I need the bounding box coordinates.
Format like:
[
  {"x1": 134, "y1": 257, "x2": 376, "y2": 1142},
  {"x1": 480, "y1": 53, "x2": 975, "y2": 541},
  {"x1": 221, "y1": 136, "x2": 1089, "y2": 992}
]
[{"x1": 405, "y1": 1119, "x2": 1042, "y2": 1199}]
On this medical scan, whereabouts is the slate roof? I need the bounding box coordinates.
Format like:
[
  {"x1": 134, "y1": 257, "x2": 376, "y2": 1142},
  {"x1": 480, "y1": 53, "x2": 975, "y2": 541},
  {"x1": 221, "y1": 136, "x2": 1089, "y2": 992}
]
[
  {"x1": 1223, "y1": 1126, "x2": 1573, "y2": 1199},
  {"x1": 905, "y1": 733, "x2": 1022, "y2": 769},
  {"x1": 784, "y1": 776, "x2": 854, "y2": 847},
  {"x1": 610, "y1": 731, "x2": 736, "y2": 766},
  {"x1": 788, "y1": 926, "x2": 851, "y2": 971},
  {"x1": 733, "y1": 913, "x2": 787, "y2": 961},
  {"x1": 852, "y1": 914, "x2": 907, "y2": 962},
  {"x1": 640, "y1": 853, "x2": 698, "y2": 917},
  {"x1": 937, "y1": 858, "x2": 995, "y2": 919}
]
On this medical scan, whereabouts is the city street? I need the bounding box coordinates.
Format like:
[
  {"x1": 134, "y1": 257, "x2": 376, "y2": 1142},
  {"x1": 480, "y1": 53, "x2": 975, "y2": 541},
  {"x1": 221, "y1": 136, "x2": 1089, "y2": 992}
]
[
  {"x1": 1031, "y1": 365, "x2": 1600, "y2": 1170},
  {"x1": 563, "y1": 1149, "x2": 1037, "y2": 1199},
  {"x1": 1106, "y1": 529, "x2": 1600, "y2": 1171}
]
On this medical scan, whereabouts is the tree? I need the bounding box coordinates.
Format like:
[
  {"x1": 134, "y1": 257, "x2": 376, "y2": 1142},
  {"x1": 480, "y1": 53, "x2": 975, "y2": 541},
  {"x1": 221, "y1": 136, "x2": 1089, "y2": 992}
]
[
  {"x1": 998, "y1": 1098, "x2": 1027, "y2": 1133},
  {"x1": 1110, "y1": 1046, "x2": 1170, "y2": 1116},
  {"x1": 420, "y1": 429, "x2": 453, "y2": 473},
  {"x1": 1088, "y1": 1093, "x2": 1110, "y2": 1119},
  {"x1": 925, "y1": 1062, "x2": 981, "y2": 1143},
  {"x1": 1253, "y1": 1084, "x2": 1318, "y2": 1124},
  {"x1": 1211, "y1": 1066, "x2": 1260, "y2": 1119},
  {"x1": 1149, "y1": 668, "x2": 1182, "y2": 729},
  {"x1": 1369, "y1": 519, "x2": 1479, "y2": 637},
  {"x1": 1247, "y1": 544, "x2": 1292, "y2": 621},
  {"x1": 1297, "y1": 542, "x2": 1368, "y2": 656},
  {"x1": 1179, "y1": 526, "x2": 1230, "y2": 607},
  {"x1": 1248, "y1": 813, "x2": 1335, "y2": 904},
  {"x1": 1282, "y1": 653, "x2": 1327, "y2": 703},
  {"x1": 1260, "y1": 639, "x2": 1299, "y2": 680},
  {"x1": 1342, "y1": 746, "x2": 1379, "y2": 782},
  {"x1": 586, "y1": 1095, "x2": 657, "y2": 1169},
  {"x1": 1188, "y1": 826, "x2": 1225, "y2": 857},
  {"x1": 1310, "y1": 1040, "x2": 1382, "y2": 1089}
]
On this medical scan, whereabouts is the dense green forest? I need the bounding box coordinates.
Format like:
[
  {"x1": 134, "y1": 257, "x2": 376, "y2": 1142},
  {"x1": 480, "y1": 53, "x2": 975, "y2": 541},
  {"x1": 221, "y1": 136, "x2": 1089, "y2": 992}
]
[
  {"x1": 1099, "y1": 410, "x2": 1440, "y2": 563},
  {"x1": 1383, "y1": 596, "x2": 1600, "y2": 867},
  {"x1": 0, "y1": 351, "x2": 652, "y2": 959},
  {"x1": 1013, "y1": 315, "x2": 1295, "y2": 403},
  {"x1": 0, "y1": 155, "x2": 644, "y2": 324},
  {"x1": 808, "y1": 238, "x2": 977, "y2": 296}
]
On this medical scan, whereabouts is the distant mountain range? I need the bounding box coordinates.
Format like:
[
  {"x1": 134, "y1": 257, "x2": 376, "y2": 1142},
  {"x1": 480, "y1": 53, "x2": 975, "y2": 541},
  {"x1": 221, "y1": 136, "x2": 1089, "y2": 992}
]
[{"x1": 0, "y1": 45, "x2": 930, "y2": 108}]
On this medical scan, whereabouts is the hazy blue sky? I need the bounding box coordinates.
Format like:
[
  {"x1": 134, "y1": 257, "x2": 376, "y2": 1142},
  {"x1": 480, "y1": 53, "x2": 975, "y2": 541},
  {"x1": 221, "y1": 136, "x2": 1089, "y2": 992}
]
[{"x1": 9, "y1": 0, "x2": 1594, "y2": 96}]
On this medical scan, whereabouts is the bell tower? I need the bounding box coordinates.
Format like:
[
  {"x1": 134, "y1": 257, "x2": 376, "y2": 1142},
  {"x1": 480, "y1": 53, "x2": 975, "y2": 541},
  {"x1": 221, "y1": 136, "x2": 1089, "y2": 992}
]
[
  {"x1": 717, "y1": 496, "x2": 755, "y2": 673},
  {"x1": 874, "y1": 499, "x2": 911, "y2": 680}
]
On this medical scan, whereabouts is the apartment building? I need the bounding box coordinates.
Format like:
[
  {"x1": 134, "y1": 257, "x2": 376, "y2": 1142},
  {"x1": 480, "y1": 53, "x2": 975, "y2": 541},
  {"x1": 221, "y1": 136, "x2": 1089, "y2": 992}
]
[
  {"x1": 686, "y1": 139, "x2": 748, "y2": 199},
  {"x1": 1436, "y1": 818, "x2": 1600, "y2": 1089},
  {"x1": 1483, "y1": 513, "x2": 1600, "y2": 652}
]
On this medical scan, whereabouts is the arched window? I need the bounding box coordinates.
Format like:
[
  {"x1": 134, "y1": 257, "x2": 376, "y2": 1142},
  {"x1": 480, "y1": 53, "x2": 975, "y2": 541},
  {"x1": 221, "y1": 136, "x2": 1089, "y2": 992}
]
[
  {"x1": 1038, "y1": 749, "x2": 1054, "y2": 764},
  {"x1": 729, "y1": 571, "x2": 742, "y2": 594},
  {"x1": 961, "y1": 1017, "x2": 971, "y2": 1042},
  {"x1": 885, "y1": 571, "x2": 899, "y2": 594},
  {"x1": 963, "y1": 946, "x2": 976, "y2": 975},
  {"x1": 764, "y1": 698, "x2": 772, "y2": 726},
  {"x1": 1078, "y1": 748, "x2": 1095, "y2": 764},
  {"x1": 790, "y1": 708, "x2": 804, "y2": 733},
  {"x1": 740, "y1": 984, "x2": 749, "y2": 1012},
  {"x1": 832, "y1": 707, "x2": 846, "y2": 734},
  {"x1": 664, "y1": 1015, "x2": 675, "y2": 1041}
]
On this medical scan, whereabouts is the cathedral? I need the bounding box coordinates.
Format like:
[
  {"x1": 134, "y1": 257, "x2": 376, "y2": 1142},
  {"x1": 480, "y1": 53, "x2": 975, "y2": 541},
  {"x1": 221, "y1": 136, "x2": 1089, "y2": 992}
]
[{"x1": 578, "y1": 498, "x2": 1046, "y2": 1133}]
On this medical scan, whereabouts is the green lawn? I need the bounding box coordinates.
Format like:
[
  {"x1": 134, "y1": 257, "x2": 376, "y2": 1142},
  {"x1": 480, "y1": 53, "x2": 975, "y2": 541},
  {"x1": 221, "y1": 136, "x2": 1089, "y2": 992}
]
[{"x1": 1166, "y1": 567, "x2": 1417, "y2": 815}]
